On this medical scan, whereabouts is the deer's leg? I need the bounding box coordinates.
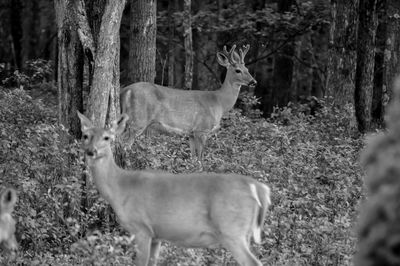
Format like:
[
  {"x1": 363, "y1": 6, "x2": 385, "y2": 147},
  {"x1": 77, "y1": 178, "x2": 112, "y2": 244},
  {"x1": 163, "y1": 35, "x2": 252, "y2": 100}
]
[
  {"x1": 134, "y1": 233, "x2": 152, "y2": 266},
  {"x1": 189, "y1": 135, "x2": 196, "y2": 159},
  {"x1": 222, "y1": 237, "x2": 262, "y2": 266},
  {"x1": 148, "y1": 240, "x2": 161, "y2": 266},
  {"x1": 194, "y1": 132, "x2": 208, "y2": 162}
]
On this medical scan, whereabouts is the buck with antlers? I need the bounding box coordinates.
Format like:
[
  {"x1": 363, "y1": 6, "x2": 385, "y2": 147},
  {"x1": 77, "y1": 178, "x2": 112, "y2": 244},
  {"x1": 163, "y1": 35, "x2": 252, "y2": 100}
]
[
  {"x1": 77, "y1": 111, "x2": 271, "y2": 266},
  {"x1": 120, "y1": 44, "x2": 256, "y2": 162},
  {"x1": 0, "y1": 188, "x2": 18, "y2": 251}
]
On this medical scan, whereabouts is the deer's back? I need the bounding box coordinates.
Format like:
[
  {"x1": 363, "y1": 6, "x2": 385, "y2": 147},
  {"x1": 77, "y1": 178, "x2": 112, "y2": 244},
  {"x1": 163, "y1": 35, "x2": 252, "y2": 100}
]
[{"x1": 121, "y1": 82, "x2": 224, "y2": 134}]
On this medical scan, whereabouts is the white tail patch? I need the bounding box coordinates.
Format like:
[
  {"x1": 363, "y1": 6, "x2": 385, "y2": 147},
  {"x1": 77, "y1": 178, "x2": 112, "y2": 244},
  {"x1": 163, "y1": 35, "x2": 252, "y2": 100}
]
[{"x1": 249, "y1": 183, "x2": 261, "y2": 206}]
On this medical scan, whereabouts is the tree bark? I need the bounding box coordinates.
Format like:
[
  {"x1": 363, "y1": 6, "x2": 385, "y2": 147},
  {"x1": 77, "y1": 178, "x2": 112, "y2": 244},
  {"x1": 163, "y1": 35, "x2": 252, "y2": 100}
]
[
  {"x1": 183, "y1": 0, "x2": 193, "y2": 89},
  {"x1": 167, "y1": 0, "x2": 176, "y2": 87},
  {"x1": 270, "y1": 0, "x2": 295, "y2": 112},
  {"x1": 327, "y1": 0, "x2": 358, "y2": 106},
  {"x1": 385, "y1": 0, "x2": 400, "y2": 103},
  {"x1": 354, "y1": 0, "x2": 377, "y2": 133},
  {"x1": 85, "y1": 0, "x2": 126, "y2": 126},
  {"x1": 54, "y1": 0, "x2": 84, "y2": 139},
  {"x1": 128, "y1": 0, "x2": 157, "y2": 84},
  {"x1": 372, "y1": 0, "x2": 386, "y2": 125}
]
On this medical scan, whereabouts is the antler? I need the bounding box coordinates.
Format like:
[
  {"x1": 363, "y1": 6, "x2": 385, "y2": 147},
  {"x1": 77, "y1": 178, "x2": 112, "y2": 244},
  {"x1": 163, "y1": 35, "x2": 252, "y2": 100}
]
[
  {"x1": 239, "y1": 44, "x2": 250, "y2": 64},
  {"x1": 222, "y1": 44, "x2": 238, "y2": 65}
]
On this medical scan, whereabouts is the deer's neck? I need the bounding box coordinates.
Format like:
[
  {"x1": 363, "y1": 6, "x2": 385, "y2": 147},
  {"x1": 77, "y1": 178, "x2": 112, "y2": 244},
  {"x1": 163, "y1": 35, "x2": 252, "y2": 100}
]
[
  {"x1": 217, "y1": 77, "x2": 241, "y2": 113},
  {"x1": 88, "y1": 148, "x2": 123, "y2": 207}
]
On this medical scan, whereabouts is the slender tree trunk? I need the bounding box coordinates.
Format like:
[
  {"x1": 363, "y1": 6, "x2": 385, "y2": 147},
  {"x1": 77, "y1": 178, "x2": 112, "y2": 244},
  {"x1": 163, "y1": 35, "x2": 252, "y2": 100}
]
[
  {"x1": 9, "y1": 0, "x2": 23, "y2": 69},
  {"x1": 385, "y1": 0, "x2": 400, "y2": 103},
  {"x1": 270, "y1": 0, "x2": 295, "y2": 111},
  {"x1": 128, "y1": 0, "x2": 156, "y2": 84},
  {"x1": 354, "y1": 0, "x2": 377, "y2": 133},
  {"x1": 167, "y1": 0, "x2": 176, "y2": 87},
  {"x1": 183, "y1": 0, "x2": 193, "y2": 89},
  {"x1": 372, "y1": 0, "x2": 386, "y2": 125}
]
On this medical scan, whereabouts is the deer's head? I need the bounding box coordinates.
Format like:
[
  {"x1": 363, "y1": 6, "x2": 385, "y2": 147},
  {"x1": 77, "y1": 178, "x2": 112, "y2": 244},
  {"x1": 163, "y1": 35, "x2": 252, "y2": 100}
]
[
  {"x1": 217, "y1": 44, "x2": 257, "y2": 88},
  {"x1": 77, "y1": 112, "x2": 129, "y2": 161}
]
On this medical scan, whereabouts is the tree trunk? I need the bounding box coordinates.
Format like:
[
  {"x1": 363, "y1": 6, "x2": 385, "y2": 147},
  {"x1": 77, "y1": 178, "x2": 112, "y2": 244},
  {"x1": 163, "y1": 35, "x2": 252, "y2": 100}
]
[
  {"x1": 372, "y1": 0, "x2": 386, "y2": 125},
  {"x1": 327, "y1": 0, "x2": 358, "y2": 106},
  {"x1": 54, "y1": 0, "x2": 84, "y2": 139},
  {"x1": 183, "y1": 0, "x2": 193, "y2": 90},
  {"x1": 85, "y1": 1, "x2": 126, "y2": 126},
  {"x1": 385, "y1": 0, "x2": 400, "y2": 103},
  {"x1": 354, "y1": 0, "x2": 377, "y2": 133},
  {"x1": 128, "y1": 0, "x2": 156, "y2": 84},
  {"x1": 84, "y1": 0, "x2": 106, "y2": 88},
  {"x1": 167, "y1": 0, "x2": 176, "y2": 87},
  {"x1": 9, "y1": 0, "x2": 23, "y2": 69},
  {"x1": 270, "y1": 0, "x2": 295, "y2": 112},
  {"x1": 75, "y1": 0, "x2": 126, "y2": 231},
  {"x1": 21, "y1": 0, "x2": 39, "y2": 68}
]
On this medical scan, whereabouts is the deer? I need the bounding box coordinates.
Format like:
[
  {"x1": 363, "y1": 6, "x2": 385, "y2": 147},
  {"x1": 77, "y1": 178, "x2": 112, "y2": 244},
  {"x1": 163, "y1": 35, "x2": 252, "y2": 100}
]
[
  {"x1": 0, "y1": 188, "x2": 18, "y2": 251},
  {"x1": 77, "y1": 111, "x2": 271, "y2": 266},
  {"x1": 120, "y1": 44, "x2": 257, "y2": 163}
]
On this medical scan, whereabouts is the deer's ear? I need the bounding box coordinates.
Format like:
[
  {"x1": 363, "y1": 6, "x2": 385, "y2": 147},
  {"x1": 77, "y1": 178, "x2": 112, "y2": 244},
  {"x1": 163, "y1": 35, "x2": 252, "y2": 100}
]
[
  {"x1": 0, "y1": 188, "x2": 17, "y2": 214},
  {"x1": 77, "y1": 111, "x2": 93, "y2": 132},
  {"x1": 110, "y1": 113, "x2": 129, "y2": 135},
  {"x1": 217, "y1": 52, "x2": 230, "y2": 67}
]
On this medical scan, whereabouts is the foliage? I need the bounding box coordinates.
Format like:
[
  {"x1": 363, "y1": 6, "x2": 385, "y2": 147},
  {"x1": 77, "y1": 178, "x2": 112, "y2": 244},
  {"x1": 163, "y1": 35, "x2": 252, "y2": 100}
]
[
  {"x1": 237, "y1": 91, "x2": 263, "y2": 118},
  {"x1": 0, "y1": 86, "x2": 363, "y2": 265},
  {"x1": 2, "y1": 59, "x2": 53, "y2": 89},
  {"x1": 0, "y1": 88, "x2": 118, "y2": 264},
  {"x1": 158, "y1": 1, "x2": 329, "y2": 46}
]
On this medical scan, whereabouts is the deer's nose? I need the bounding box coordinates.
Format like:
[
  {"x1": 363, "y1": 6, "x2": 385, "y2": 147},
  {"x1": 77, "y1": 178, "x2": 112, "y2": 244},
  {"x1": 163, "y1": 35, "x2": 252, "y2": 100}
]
[
  {"x1": 248, "y1": 80, "x2": 257, "y2": 87},
  {"x1": 86, "y1": 149, "x2": 97, "y2": 157}
]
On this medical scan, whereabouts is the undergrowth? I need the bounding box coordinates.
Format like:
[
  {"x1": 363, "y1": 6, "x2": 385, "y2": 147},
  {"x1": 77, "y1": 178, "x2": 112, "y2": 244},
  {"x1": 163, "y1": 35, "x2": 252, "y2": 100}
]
[{"x1": 0, "y1": 87, "x2": 364, "y2": 265}]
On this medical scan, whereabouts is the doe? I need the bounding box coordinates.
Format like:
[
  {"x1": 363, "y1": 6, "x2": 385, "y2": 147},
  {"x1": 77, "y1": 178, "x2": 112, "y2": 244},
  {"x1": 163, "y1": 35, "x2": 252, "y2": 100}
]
[{"x1": 77, "y1": 111, "x2": 271, "y2": 266}]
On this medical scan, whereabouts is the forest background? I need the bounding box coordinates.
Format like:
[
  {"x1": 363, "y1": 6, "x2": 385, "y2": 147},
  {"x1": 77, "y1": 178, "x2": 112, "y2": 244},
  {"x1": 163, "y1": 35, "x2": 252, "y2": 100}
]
[{"x1": 0, "y1": 0, "x2": 398, "y2": 265}]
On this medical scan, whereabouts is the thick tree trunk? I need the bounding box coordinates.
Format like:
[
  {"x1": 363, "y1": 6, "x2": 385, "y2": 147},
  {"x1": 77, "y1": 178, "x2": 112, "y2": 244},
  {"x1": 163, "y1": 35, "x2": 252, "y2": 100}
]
[
  {"x1": 327, "y1": 0, "x2": 358, "y2": 106},
  {"x1": 385, "y1": 0, "x2": 400, "y2": 102},
  {"x1": 128, "y1": 0, "x2": 156, "y2": 84},
  {"x1": 86, "y1": 1, "x2": 126, "y2": 126},
  {"x1": 354, "y1": 0, "x2": 377, "y2": 133},
  {"x1": 183, "y1": 0, "x2": 193, "y2": 89},
  {"x1": 54, "y1": 0, "x2": 84, "y2": 139}
]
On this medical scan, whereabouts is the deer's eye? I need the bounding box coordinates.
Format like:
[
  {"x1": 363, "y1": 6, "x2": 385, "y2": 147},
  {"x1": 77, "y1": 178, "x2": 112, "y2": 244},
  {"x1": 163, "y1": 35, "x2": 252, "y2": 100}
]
[
  {"x1": 83, "y1": 134, "x2": 88, "y2": 140},
  {"x1": 104, "y1": 136, "x2": 110, "y2": 141},
  {"x1": 235, "y1": 69, "x2": 242, "y2": 74}
]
